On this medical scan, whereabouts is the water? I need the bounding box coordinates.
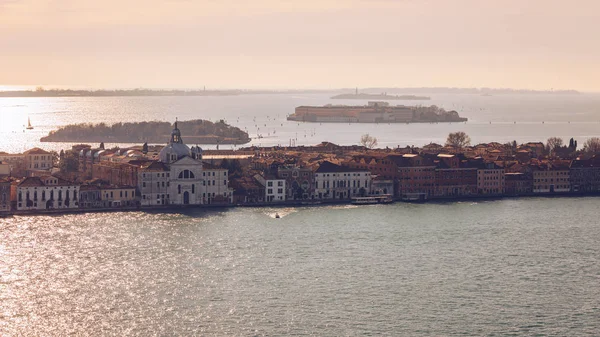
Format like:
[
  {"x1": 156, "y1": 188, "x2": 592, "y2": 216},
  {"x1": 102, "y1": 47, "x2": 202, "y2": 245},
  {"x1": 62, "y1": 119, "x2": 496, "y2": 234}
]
[
  {"x1": 2, "y1": 198, "x2": 599, "y2": 335},
  {"x1": 1, "y1": 93, "x2": 600, "y2": 153}
]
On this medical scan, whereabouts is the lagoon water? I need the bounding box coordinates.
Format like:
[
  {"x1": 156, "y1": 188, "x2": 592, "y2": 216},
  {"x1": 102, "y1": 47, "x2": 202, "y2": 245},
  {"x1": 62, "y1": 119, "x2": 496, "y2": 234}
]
[
  {"x1": 2, "y1": 198, "x2": 600, "y2": 335},
  {"x1": 2, "y1": 93, "x2": 600, "y2": 335},
  {"x1": 1, "y1": 93, "x2": 600, "y2": 153}
]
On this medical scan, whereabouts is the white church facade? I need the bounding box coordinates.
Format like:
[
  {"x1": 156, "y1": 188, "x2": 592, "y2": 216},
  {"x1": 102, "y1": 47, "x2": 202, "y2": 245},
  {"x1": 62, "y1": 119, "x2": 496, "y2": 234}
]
[{"x1": 138, "y1": 121, "x2": 233, "y2": 206}]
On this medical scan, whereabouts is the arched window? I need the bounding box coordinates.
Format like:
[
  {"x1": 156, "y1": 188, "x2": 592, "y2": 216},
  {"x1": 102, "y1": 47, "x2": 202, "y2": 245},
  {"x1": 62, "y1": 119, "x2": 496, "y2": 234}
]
[{"x1": 178, "y1": 170, "x2": 195, "y2": 179}]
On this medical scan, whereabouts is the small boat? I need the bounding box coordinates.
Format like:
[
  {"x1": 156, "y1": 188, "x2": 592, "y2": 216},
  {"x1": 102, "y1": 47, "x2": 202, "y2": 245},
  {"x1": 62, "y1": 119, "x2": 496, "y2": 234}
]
[
  {"x1": 26, "y1": 117, "x2": 33, "y2": 130},
  {"x1": 275, "y1": 213, "x2": 280, "y2": 219}
]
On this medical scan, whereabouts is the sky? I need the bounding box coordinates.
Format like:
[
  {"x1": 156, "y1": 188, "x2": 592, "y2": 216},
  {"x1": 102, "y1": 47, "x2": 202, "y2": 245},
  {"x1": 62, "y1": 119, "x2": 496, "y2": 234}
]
[{"x1": 1, "y1": 0, "x2": 599, "y2": 91}]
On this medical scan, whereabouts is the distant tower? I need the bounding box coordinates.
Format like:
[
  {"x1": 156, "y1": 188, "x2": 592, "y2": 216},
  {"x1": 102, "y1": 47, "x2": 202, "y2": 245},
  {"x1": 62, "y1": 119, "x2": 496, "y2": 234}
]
[{"x1": 355, "y1": 87, "x2": 358, "y2": 95}]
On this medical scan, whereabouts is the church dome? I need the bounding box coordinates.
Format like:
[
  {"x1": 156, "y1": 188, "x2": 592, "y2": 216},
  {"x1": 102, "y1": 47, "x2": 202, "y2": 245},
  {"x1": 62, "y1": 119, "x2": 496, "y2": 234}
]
[{"x1": 158, "y1": 120, "x2": 191, "y2": 163}]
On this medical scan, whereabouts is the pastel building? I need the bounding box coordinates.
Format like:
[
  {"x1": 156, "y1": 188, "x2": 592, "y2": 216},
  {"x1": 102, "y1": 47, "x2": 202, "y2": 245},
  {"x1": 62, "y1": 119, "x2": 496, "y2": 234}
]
[{"x1": 12, "y1": 176, "x2": 80, "y2": 211}]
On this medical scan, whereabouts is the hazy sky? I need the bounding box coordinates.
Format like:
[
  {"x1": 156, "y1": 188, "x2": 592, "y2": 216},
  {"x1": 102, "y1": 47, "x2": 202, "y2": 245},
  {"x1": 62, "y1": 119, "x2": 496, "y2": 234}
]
[{"x1": 1, "y1": 0, "x2": 599, "y2": 91}]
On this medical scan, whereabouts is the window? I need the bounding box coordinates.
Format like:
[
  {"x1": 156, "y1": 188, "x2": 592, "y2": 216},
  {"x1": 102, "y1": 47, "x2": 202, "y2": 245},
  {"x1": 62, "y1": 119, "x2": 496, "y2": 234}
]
[
  {"x1": 268, "y1": 189, "x2": 273, "y2": 194},
  {"x1": 178, "y1": 185, "x2": 181, "y2": 194},
  {"x1": 192, "y1": 184, "x2": 195, "y2": 194},
  {"x1": 143, "y1": 182, "x2": 146, "y2": 188},
  {"x1": 278, "y1": 188, "x2": 283, "y2": 194},
  {"x1": 178, "y1": 170, "x2": 195, "y2": 179},
  {"x1": 268, "y1": 181, "x2": 273, "y2": 187},
  {"x1": 278, "y1": 181, "x2": 283, "y2": 187}
]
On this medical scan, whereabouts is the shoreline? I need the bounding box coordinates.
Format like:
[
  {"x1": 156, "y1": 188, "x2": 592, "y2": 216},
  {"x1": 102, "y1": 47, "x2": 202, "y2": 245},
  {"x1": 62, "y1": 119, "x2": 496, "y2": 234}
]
[{"x1": 4, "y1": 192, "x2": 599, "y2": 218}]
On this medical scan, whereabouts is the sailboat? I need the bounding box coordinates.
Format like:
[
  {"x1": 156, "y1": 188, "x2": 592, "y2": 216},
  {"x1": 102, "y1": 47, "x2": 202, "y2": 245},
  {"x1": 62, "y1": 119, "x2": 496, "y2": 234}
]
[{"x1": 26, "y1": 117, "x2": 33, "y2": 130}]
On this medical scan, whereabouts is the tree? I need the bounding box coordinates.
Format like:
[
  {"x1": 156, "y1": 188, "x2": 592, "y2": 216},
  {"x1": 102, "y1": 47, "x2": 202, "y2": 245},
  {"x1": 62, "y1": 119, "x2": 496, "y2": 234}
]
[
  {"x1": 546, "y1": 137, "x2": 563, "y2": 155},
  {"x1": 59, "y1": 151, "x2": 79, "y2": 172},
  {"x1": 360, "y1": 134, "x2": 378, "y2": 149},
  {"x1": 445, "y1": 131, "x2": 471, "y2": 148},
  {"x1": 583, "y1": 137, "x2": 600, "y2": 154}
]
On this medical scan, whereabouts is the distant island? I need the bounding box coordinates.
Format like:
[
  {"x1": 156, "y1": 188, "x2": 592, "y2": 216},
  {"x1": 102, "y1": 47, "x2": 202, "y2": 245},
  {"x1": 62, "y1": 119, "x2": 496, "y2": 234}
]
[
  {"x1": 288, "y1": 102, "x2": 467, "y2": 123},
  {"x1": 0, "y1": 88, "x2": 242, "y2": 98},
  {"x1": 331, "y1": 93, "x2": 431, "y2": 100},
  {"x1": 41, "y1": 120, "x2": 251, "y2": 145},
  {"x1": 341, "y1": 87, "x2": 580, "y2": 95}
]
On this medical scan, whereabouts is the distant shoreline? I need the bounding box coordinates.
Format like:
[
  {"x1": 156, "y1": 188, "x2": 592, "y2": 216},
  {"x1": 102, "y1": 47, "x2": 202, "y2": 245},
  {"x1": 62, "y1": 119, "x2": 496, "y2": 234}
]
[
  {"x1": 0, "y1": 89, "x2": 243, "y2": 98},
  {"x1": 0, "y1": 87, "x2": 582, "y2": 97}
]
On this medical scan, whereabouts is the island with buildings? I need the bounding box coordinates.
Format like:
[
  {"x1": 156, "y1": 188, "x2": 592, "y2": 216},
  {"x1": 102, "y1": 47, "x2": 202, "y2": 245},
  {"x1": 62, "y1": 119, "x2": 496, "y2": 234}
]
[
  {"x1": 288, "y1": 102, "x2": 467, "y2": 123},
  {"x1": 40, "y1": 119, "x2": 251, "y2": 145},
  {"x1": 2, "y1": 121, "x2": 600, "y2": 217}
]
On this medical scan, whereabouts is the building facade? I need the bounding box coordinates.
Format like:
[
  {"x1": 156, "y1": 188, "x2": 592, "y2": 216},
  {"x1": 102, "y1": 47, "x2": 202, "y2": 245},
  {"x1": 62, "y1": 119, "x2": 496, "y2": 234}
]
[
  {"x1": 0, "y1": 178, "x2": 10, "y2": 213},
  {"x1": 477, "y1": 162, "x2": 505, "y2": 195},
  {"x1": 254, "y1": 173, "x2": 286, "y2": 202},
  {"x1": 314, "y1": 161, "x2": 371, "y2": 199},
  {"x1": 277, "y1": 166, "x2": 315, "y2": 200},
  {"x1": 12, "y1": 176, "x2": 80, "y2": 211}
]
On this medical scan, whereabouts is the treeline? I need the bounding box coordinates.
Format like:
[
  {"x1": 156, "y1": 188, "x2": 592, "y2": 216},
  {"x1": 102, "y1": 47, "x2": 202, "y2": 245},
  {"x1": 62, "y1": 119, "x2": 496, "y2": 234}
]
[{"x1": 41, "y1": 120, "x2": 251, "y2": 145}]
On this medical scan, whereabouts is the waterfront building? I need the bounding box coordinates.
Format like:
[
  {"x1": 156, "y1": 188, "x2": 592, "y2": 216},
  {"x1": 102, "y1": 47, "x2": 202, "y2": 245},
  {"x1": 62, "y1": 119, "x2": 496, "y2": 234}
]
[
  {"x1": 0, "y1": 178, "x2": 10, "y2": 213},
  {"x1": 201, "y1": 162, "x2": 232, "y2": 204},
  {"x1": 532, "y1": 161, "x2": 571, "y2": 194},
  {"x1": 79, "y1": 184, "x2": 103, "y2": 208},
  {"x1": 314, "y1": 161, "x2": 371, "y2": 199},
  {"x1": 434, "y1": 154, "x2": 478, "y2": 197},
  {"x1": 277, "y1": 166, "x2": 315, "y2": 200},
  {"x1": 570, "y1": 156, "x2": 600, "y2": 193},
  {"x1": 11, "y1": 176, "x2": 80, "y2": 211},
  {"x1": 371, "y1": 176, "x2": 394, "y2": 195},
  {"x1": 138, "y1": 161, "x2": 170, "y2": 206},
  {"x1": 505, "y1": 172, "x2": 533, "y2": 195},
  {"x1": 254, "y1": 173, "x2": 286, "y2": 202},
  {"x1": 100, "y1": 185, "x2": 137, "y2": 207},
  {"x1": 391, "y1": 154, "x2": 436, "y2": 199},
  {"x1": 477, "y1": 162, "x2": 505, "y2": 195},
  {"x1": 230, "y1": 176, "x2": 262, "y2": 204},
  {"x1": 154, "y1": 121, "x2": 233, "y2": 206}
]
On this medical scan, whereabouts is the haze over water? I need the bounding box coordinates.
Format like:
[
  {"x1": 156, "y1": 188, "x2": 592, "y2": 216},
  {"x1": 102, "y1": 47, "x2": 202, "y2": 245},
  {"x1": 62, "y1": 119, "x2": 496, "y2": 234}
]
[{"x1": 2, "y1": 92, "x2": 600, "y2": 153}]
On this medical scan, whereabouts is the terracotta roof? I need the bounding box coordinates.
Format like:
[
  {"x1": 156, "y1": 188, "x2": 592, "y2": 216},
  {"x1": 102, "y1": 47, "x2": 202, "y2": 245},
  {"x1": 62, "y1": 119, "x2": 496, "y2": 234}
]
[
  {"x1": 17, "y1": 176, "x2": 77, "y2": 187},
  {"x1": 23, "y1": 147, "x2": 51, "y2": 155},
  {"x1": 315, "y1": 161, "x2": 368, "y2": 173}
]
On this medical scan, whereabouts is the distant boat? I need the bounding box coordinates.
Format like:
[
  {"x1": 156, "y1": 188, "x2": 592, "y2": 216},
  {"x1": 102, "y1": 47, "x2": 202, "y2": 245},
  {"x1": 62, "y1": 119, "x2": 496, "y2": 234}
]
[{"x1": 26, "y1": 117, "x2": 33, "y2": 130}]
